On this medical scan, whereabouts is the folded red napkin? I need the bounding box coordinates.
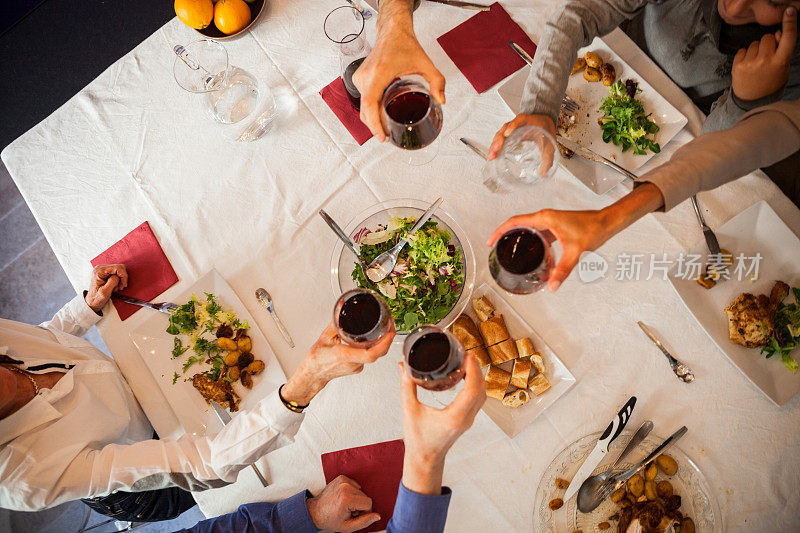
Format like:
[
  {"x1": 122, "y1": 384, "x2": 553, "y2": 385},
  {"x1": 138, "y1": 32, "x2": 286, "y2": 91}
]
[
  {"x1": 320, "y1": 77, "x2": 373, "y2": 145},
  {"x1": 437, "y1": 2, "x2": 537, "y2": 93},
  {"x1": 90, "y1": 221, "x2": 179, "y2": 321},
  {"x1": 321, "y1": 439, "x2": 405, "y2": 533}
]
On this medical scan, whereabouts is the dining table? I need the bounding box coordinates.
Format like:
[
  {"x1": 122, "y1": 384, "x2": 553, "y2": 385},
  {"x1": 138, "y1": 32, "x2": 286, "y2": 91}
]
[{"x1": 2, "y1": 0, "x2": 799, "y2": 530}]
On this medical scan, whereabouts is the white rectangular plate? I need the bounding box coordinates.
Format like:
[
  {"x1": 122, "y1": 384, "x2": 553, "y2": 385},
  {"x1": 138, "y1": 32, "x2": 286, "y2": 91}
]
[
  {"x1": 497, "y1": 37, "x2": 688, "y2": 195},
  {"x1": 130, "y1": 270, "x2": 287, "y2": 436},
  {"x1": 470, "y1": 283, "x2": 576, "y2": 437},
  {"x1": 669, "y1": 201, "x2": 800, "y2": 405}
]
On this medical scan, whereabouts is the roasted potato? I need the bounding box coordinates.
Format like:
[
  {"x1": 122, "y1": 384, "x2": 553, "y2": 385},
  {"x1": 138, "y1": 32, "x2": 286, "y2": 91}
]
[
  {"x1": 697, "y1": 272, "x2": 717, "y2": 289},
  {"x1": 583, "y1": 67, "x2": 601, "y2": 82},
  {"x1": 228, "y1": 366, "x2": 241, "y2": 381},
  {"x1": 656, "y1": 480, "x2": 674, "y2": 498},
  {"x1": 584, "y1": 51, "x2": 602, "y2": 68},
  {"x1": 240, "y1": 370, "x2": 253, "y2": 389},
  {"x1": 237, "y1": 352, "x2": 254, "y2": 369},
  {"x1": 627, "y1": 474, "x2": 644, "y2": 498},
  {"x1": 598, "y1": 522, "x2": 610, "y2": 531},
  {"x1": 215, "y1": 324, "x2": 234, "y2": 338},
  {"x1": 664, "y1": 494, "x2": 682, "y2": 511},
  {"x1": 644, "y1": 480, "x2": 657, "y2": 501},
  {"x1": 601, "y1": 63, "x2": 616, "y2": 86},
  {"x1": 555, "y1": 478, "x2": 570, "y2": 490},
  {"x1": 656, "y1": 454, "x2": 679, "y2": 476},
  {"x1": 680, "y1": 517, "x2": 696, "y2": 533},
  {"x1": 236, "y1": 336, "x2": 252, "y2": 353},
  {"x1": 571, "y1": 57, "x2": 586, "y2": 74},
  {"x1": 644, "y1": 462, "x2": 658, "y2": 481},
  {"x1": 224, "y1": 350, "x2": 241, "y2": 367},
  {"x1": 246, "y1": 360, "x2": 265, "y2": 375},
  {"x1": 548, "y1": 498, "x2": 563, "y2": 510},
  {"x1": 610, "y1": 487, "x2": 627, "y2": 503},
  {"x1": 217, "y1": 337, "x2": 237, "y2": 351},
  {"x1": 234, "y1": 328, "x2": 248, "y2": 339}
]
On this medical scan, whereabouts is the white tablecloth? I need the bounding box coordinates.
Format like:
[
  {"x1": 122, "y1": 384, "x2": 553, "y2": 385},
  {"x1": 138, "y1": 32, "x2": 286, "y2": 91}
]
[{"x1": 3, "y1": 1, "x2": 799, "y2": 530}]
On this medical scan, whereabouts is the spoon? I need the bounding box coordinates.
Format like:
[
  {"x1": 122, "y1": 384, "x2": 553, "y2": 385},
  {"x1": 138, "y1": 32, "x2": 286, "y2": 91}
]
[
  {"x1": 576, "y1": 421, "x2": 653, "y2": 513},
  {"x1": 365, "y1": 197, "x2": 444, "y2": 283},
  {"x1": 319, "y1": 209, "x2": 370, "y2": 279}
]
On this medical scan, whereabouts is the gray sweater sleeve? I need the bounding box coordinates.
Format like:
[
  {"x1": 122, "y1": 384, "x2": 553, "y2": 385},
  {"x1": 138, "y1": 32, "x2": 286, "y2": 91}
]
[
  {"x1": 644, "y1": 100, "x2": 800, "y2": 211},
  {"x1": 520, "y1": 0, "x2": 653, "y2": 123}
]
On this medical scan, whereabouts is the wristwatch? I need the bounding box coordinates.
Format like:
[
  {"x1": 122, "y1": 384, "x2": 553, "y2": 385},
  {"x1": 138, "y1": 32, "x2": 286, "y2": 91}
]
[{"x1": 278, "y1": 384, "x2": 310, "y2": 413}]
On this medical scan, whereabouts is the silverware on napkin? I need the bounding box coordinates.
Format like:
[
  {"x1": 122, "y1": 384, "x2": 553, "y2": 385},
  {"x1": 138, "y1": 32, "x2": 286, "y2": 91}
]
[
  {"x1": 556, "y1": 135, "x2": 639, "y2": 182},
  {"x1": 255, "y1": 288, "x2": 295, "y2": 348},
  {"x1": 111, "y1": 294, "x2": 179, "y2": 315},
  {"x1": 427, "y1": 0, "x2": 491, "y2": 11},
  {"x1": 211, "y1": 401, "x2": 270, "y2": 487},
  {"x1": 637, "y1": 321, "x2": 695, "y2": 383}
]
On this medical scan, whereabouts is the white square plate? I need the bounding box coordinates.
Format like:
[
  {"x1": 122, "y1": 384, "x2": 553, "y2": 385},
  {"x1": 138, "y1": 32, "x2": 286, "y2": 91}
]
[
  {"x1": 130, "y1": 270, "x2": 287, "y2": 436},
  {"x1": 497, "y1": 37, "x2": 688, "y2": 195},
  {"x1": 669, "y1": 201, "x2": 800, "y2": 405},
  {"x1": 470, "y1": 283, "x2": 576, "y2": 437}
]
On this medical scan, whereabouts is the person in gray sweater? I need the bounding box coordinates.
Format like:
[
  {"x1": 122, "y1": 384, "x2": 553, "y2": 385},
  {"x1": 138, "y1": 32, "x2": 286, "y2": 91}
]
[{"x1": 488, "y1": 1, "x2": 799, "y2": 159}]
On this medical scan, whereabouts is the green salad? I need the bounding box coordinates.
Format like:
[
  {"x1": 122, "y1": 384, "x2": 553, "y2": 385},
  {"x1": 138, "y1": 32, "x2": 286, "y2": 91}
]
[
  {"x1": 166, "y1": 293, "x2": 249, "y2": 381},
  {"x1": 762, "y1": 286, "x2": 800, "y2": 373},
  {"x1": 599, "y1": 79, "x2": 660, "y2": 156},
  {"x1": 351, "y1": 216, "x2": 464, "y2": 331}
]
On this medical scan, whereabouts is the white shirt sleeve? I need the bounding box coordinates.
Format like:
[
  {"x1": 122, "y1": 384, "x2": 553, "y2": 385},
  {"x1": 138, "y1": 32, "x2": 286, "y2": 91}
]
[{"x1": 40, "y1": 295, "x2": 102, "y2": 338}]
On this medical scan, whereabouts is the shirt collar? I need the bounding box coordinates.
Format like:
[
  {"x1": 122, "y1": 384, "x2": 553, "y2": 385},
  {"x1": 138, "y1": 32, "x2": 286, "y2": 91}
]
[{"x1": 0, "y1": 395, "x2": 63, "y2": 446}]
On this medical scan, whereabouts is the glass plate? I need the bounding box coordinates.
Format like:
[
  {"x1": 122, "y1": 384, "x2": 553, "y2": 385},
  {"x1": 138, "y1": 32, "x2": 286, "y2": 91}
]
[
  {"x1": 533, "y1": 431, "x2": 721, "y2": 532},
  {"x1": 329, "y1": 198, "x2": 476, "y2": 337}
]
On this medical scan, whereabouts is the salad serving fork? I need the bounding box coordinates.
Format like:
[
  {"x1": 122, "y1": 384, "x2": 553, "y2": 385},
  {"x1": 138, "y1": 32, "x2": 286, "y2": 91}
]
[{"x1": 319, "y1": 209, "x2": 370, "y2": 279}]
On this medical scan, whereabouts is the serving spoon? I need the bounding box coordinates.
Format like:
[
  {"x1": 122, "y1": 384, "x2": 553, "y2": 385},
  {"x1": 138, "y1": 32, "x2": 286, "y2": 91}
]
[
  {"x1": 319, "y1": 209, "x2": 370, "y2": 279},
  {"x1": 365, "y1": 197, "x2": 443, "y2": 283}
]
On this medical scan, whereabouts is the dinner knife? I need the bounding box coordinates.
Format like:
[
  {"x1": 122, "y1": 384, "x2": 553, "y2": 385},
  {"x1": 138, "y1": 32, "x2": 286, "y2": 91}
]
[
  {"x1": 556, "y1": 135, "x2": 639, "y2": 183},
  {"x1": 689, "y1": 195, "x2": 722, "y2": 256},
  {"x1": 563, "y1": 396, "x2": 637, "y2": 502},
  {"x1": 211, "y1": 401, "x2": 270, "y2": 487},
  {"x1": 460, "y1": 137, "x2": 489, "y2": 160},
  {"x1": 255, "y1": 288, "x2": 295, "y2": 348},
  {"x1": 111, "y1": 294, "x2": 178, "y2": 314},
  {"x1": 637, "y1": 322, "x2": 695, "y2": 383},
  {"x1": 508, "y1": 40, "x2": 533, "y2": 65},
  {"x1": 427, "y1": 0, "x2": 491, "y2": 11}
]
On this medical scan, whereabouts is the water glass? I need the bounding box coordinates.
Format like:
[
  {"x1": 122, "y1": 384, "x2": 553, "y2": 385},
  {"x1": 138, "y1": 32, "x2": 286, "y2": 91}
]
[{"x1": 483, "y1": 126, "x2": 560, "y2": 192}]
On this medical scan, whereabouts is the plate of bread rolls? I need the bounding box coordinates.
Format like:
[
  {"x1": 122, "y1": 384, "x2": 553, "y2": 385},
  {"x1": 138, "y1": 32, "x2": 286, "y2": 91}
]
[{"x1": 450, "y1": 283, "x2": 576, "y2": 437}]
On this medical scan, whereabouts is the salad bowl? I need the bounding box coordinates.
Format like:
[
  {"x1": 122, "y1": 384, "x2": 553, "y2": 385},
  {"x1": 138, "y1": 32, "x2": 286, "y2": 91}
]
[{"x1": 329, "y1": 198, "x2": 476, "y2": 337}]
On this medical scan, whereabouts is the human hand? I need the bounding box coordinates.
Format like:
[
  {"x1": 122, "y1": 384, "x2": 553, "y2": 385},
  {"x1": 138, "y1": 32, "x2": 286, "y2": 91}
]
[
  {"x1": 84, "y1": 264, "x2": 128, "y2": 312},
  {"x1": 488, "y1": 114, "x2": 557, "y2": 177},
  {"x1": 399, "y1": 353, "x2": 486, "y2": 495},
  {"x1": 353, "y1": 16, "x2": 445, "y2": 141},
  {"x1": 306, "y1": 475, "x2": 381, "y2": 533},
  {"x1": 282, "y1": 322, "x2": 396, "y2": 405},
  {"x1": 732, "y1": 7, "x2": 797, "y2": 101}
]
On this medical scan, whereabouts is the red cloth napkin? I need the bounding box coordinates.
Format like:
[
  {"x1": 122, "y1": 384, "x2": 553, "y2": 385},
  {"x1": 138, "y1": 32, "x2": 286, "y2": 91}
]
[
  {"x1": 90, "y1": 221, "x2": 179, "y2": 321},
  {"x1": 437, "y1": 2, "x2": 537, "y2": 94},
  {"x1": 320, "y1": 77, "x2": 373, "y2": 145},
  {"x1": 321, "y1": 439, "x2": 405, "y2": 532}
]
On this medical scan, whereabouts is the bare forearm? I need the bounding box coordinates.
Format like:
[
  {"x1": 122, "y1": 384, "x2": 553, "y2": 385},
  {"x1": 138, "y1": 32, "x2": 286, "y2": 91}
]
[
  {"x1": 378, "y1": 0, "x2": 414, "y2": 36},
  {"x1": 401, "y1": 455, "x2": 445, "y2": 496},
  {"x1": 599, "y1": 182, "x2": 665, "y2": 243}
]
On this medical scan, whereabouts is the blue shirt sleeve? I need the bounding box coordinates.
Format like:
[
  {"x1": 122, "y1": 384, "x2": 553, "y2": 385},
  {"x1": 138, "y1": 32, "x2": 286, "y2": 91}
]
[
  {"x1": 179, "y1": 490, "x2": 320, "y2": 533},
  {"x1": 386, "y1": 483, "x2": 452, "y2": 533}
]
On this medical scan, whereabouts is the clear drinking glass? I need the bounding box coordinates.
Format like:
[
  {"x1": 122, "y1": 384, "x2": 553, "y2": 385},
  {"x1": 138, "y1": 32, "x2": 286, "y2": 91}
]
[
  {"x1": 381, "y1": 75, "x2": 443, "y2": 166},
  {"x1": 324, "y1": 6, "x2": 371, "y2": 110},
  {"x1": 489, "y1": 227, "x2": 554, "y2": 294},
  {"x1": 173, "y1": 40, "x2": 276, "y2": 141},
  {"x1": 403, "y1": 325, "x2": 465, "y2": 391},
  {"x1": 334, "y1": 289, "x2": 393, "y2": 348},
  {"x1": 483, "y1": 126, "x2": 560, "y2": 192}
]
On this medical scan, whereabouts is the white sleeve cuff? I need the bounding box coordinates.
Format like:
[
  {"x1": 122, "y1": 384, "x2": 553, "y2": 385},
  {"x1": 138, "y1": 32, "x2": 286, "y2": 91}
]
[{"x1": 41, "y1": 295, "x2": 102, "y2": 338}]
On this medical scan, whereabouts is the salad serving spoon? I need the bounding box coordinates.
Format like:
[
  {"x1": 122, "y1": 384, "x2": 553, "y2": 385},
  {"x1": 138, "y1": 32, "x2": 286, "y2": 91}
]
[
  {"x1": 318, "y1": 209, "x2": 369, "y2": 278},
  {"x1": 365, "y1": 197, "x2": 444, "y2": 283}
]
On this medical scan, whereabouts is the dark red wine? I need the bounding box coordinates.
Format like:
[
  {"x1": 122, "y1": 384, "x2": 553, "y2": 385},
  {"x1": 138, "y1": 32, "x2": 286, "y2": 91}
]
[
  {"x1": 339, "y1": 292, "x2": 380, "y2": 335},
  {"x1": 496, "y1": 229, "x2": 545, "y2": 274},
  {"x1": 384, "y1": 91, "x2": 442, "y2": 150},
  {"x1": 342, "y1": 57, "x2": 365, "y2": 109},
  {"x1": 408, "y1": 332, "x2": 450, "y2": 372}
]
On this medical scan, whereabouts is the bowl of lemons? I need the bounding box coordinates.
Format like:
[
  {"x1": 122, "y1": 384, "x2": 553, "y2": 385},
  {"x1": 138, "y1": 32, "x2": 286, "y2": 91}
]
[{"x1": 175, "y1": 0, "x2": 266, "y2": 39}]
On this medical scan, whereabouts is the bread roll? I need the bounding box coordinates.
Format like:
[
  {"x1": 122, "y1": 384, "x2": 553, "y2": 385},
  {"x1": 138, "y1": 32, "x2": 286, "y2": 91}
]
[
  {"x1": 515, "y1": 338, "x2": 535, "y2": 358},
  {"x1": 478, "y1": 315, "x2": 510, "y2": 346},
  {"x1": 502, "y1": 388, "x2": 531, "y2": 408},
  {"x1": 529, "y1": 352, "x2": 545, "y2": 376},
  {"x1": 471, "y1": 296, "x2": 495, "y2": 322},
  {"x1": 450, "y1": 314, "x2": 483, "y2": 351},
  {"x1": 488, "y1": 338, "x2": 518, "y2": 364},
  {"x1": 510, "y1": 358, "x2": 532, "y2": 389},
  {"x1": 530, "y1": 373, "x2": 551, "y2": 395},
  {"x1": 467, "y1": 345, "x2": 492, "y2": 367},
  {"x1": 485, "y1": 365, "x2": 511, "y2": 400}
]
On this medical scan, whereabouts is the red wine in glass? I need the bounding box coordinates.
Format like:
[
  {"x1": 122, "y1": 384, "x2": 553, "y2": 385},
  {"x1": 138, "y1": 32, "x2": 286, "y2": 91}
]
[
  {"x1": 342, "y1": 57, "x2": 365, "y2": 110},
  {"x1": 489, "y1": 228, "x2": 551, "y2": 294},
  {"x1": 403, "y1": 326, "x2": 464, "y2": 391},
  {"x1": 334, "y1": 289, "x2": 392, "y2": 347},
  {"x1": 382, "y1": 77, "x2": 443, "y2": 151}
]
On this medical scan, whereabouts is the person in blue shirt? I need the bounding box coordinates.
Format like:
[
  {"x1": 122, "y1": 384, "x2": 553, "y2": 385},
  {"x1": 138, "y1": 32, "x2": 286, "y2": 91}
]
[{"x1": 180, "y1": 352, "x2": 487, "y2": 533}]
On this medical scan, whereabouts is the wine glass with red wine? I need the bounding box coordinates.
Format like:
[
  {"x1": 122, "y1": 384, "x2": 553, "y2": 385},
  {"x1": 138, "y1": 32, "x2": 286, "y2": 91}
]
[
  {"x1": 403, "y1": 325, "x2": 465, "y2": 391},
  {"x1": 489, "y1": 227, "x2": 553, "y2": 294},
  {"x1": 334, "y1": 289, "x2": 393, "y2": 348},
  {"x1": 381, "y1": 75, "x2": 443, "y2": 166},
  {"x1": 324, "y1": 6, "x2": 371, "y2": 110}
]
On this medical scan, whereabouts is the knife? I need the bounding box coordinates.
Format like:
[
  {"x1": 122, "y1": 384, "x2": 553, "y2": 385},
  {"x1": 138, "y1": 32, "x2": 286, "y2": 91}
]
[
  {"x1": 111, "y1": 294, "x2": 178, "y2": 315},
  {"x1": 460, "y1": 138, "x2": 489, "y2": 160},
  {"x1": 255, "y1": 288, "x2": 295, "y2": 348},
  {"x1": 689, "y1": 196, "x2": 722, "y2": 257},
  {"x1": 427, "y1": 0, "x2": 491, "y2": 11},
  {"x1": 508, "y1": 40, "x2": 533, "y2": 65},
  {"x1": 556, "y1": 135, "x2": 639, "y2": 183},
  {"x1": 563, "y1": 396, "x2": 637, "y2": 502},
  {"x1": 211, "y1": 401, "x2": 270, "y2": 487}
]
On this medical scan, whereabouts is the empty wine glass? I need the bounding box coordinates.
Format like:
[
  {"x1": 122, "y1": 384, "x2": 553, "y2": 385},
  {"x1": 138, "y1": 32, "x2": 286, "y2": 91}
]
[
  {"x1": 403, "y1": 325, "x2": 465, "y2": 391},
  {"x1": 324, "y1": 6, "x2": 371, "y2": 110},
  {"x1": 489, "y1": 227, "x2": 554, "y2": 294},
  {"x1": 381, "y1": 75, "x2": 443, "y2": 166},
  {"x1": 334, "y1": 289, "x2": 393, "y2": 348},
  {"x1": 483, "y1": 126, "x2": 560, "y2": 192}
]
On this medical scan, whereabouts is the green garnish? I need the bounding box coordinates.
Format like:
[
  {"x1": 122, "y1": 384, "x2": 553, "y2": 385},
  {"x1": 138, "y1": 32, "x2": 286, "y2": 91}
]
[
  {"x1": 599, "y1": 80, "x2": 660, "y2": 156},
  {"x1": 171, "y1": 338, "x2": 189, "y2": 359},
  {"x1": 172, "y1": 372, "x2": 180, "y2": 385},
  {"x1": 761, "y1": 287, "x2": 800, "y2": 373}
]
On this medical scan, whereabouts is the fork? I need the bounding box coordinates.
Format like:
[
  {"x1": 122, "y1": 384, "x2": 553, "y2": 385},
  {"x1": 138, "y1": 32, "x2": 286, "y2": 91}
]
[
  {"x1": 561, "y1": 95, "x2": 579, "y2": 113},
  {"x1": 345, "y1": 0, "x2": 373, "y2": 19},
  {"x1": 111, "y1": 294, "x2": 179, "y2": 314}
]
